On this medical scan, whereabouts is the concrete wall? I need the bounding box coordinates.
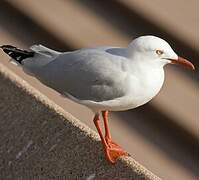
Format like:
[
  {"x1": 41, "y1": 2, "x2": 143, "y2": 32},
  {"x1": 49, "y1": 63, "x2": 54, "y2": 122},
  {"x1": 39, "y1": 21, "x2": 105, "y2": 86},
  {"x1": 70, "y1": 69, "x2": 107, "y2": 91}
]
[{"x1": 0, "y1": 62, "x2": 160, "y2": 179}]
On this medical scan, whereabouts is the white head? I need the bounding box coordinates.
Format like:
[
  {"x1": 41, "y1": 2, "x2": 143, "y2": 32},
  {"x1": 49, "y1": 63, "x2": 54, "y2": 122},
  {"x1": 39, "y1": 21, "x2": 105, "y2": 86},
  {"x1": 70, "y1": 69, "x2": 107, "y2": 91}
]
[{"x1": 128, "y1": 36, "x2": 194, "y2": 69}]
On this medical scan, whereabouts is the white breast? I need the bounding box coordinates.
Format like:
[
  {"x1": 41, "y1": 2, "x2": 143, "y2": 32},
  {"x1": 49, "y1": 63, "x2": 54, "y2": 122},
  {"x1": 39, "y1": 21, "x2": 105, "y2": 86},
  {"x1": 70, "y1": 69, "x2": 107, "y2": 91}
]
[{"x1": 128, "y1": 65, "x2": 165, "y2": 108}]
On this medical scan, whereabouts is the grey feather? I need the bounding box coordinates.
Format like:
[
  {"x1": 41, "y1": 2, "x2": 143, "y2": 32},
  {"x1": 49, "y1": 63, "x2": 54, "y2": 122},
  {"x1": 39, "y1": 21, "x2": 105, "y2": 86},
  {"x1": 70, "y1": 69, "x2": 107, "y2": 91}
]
[{"x1": 34, "y1": 48, "x2": 129, "y2": 102}]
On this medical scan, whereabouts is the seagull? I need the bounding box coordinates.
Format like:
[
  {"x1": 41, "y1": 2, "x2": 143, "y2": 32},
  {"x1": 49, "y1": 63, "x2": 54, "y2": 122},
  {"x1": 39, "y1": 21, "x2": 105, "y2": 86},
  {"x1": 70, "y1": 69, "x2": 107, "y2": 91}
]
[{"x1": 0, "y1": 36, "x2": 195, "y2": 164}]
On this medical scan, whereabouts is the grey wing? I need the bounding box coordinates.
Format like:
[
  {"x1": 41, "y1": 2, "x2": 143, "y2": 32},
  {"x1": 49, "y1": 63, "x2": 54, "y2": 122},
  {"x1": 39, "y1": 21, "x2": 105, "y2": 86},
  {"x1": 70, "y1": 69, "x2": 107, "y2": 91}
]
[{"x1": 36, "y1": 49, "x2": 128, "y2": 102}]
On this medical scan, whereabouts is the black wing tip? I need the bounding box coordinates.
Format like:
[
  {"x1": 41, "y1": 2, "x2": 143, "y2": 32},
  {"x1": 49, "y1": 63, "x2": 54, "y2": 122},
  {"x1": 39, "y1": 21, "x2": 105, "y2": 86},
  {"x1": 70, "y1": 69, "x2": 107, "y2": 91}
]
[{"x1": 0, "y1": 44, "x2": 34, "y2": 64}]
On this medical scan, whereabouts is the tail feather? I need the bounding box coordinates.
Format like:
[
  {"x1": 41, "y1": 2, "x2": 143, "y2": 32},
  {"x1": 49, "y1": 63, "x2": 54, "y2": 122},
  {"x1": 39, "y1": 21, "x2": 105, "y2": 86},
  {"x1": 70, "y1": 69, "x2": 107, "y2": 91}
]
[
  {"x1": 30, "y1": 44, "x2": 60, "y2": 57},
  {"x1": 0, "y1": 45, "x2": 34, "y2": 64}
]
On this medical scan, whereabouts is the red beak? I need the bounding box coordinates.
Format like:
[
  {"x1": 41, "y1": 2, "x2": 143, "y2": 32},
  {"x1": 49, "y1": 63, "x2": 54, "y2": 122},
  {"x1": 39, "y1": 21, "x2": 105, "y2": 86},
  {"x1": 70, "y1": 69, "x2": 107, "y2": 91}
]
[{"x1": 170, "y1": 56, "x2": 195, "y2": 70}]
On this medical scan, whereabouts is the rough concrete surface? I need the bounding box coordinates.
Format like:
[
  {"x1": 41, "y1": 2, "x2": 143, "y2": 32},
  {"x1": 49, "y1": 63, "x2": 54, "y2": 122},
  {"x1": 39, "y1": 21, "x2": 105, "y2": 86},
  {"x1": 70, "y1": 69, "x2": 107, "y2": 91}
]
[{"x1": 0, "y1": 62, "x2": 160, "y2": 179}]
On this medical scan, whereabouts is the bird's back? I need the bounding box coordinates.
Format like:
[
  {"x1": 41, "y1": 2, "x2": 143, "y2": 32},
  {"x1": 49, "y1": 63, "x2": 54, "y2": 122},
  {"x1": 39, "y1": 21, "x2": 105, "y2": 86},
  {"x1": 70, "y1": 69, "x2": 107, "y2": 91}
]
[{"x1": 32, "y1": 48, "x2": 130, "y2": 103}]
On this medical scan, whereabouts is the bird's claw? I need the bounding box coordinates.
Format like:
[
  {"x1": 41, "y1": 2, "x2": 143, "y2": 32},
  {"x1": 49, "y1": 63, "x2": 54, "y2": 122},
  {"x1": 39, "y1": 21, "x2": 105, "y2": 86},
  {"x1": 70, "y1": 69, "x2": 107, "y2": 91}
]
[{"x1": 104, "y1": 138, "x2": 129, "y2": 164}]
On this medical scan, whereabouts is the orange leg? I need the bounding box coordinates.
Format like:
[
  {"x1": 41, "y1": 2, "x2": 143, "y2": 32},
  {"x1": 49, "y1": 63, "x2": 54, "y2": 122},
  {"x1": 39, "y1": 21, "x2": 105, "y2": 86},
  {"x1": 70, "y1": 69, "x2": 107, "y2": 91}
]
[
  {"x1": 93, "y1": 112, "x2": 128, "y2": 164},
  {"x1": 93, "y1": 114, "x2": 107, "y2": 147},
  {"x1": 102, "y1": 111, "x2": 111, "y2": 140}
]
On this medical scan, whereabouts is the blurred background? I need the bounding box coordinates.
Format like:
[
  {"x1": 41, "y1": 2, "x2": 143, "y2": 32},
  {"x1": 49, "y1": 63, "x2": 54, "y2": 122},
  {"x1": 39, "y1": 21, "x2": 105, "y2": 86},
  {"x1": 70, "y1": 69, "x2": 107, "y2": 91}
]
[{"x1": 0, "y1": 0, "x2": 198, "y2": 179}]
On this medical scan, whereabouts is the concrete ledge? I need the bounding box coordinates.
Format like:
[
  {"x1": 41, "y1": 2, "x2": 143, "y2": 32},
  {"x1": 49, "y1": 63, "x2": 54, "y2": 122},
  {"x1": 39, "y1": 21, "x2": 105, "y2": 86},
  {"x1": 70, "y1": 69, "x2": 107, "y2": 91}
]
[{"x1": 0, "y1": 62, "x2": 160, "y2": 179}]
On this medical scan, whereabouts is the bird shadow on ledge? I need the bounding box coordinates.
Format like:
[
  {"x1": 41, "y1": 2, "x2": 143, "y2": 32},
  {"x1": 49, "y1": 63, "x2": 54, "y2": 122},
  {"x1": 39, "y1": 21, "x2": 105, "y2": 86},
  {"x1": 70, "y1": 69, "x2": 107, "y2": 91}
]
[{"x1": 115, "y1": 104, "x2": 199, "y2": 177}]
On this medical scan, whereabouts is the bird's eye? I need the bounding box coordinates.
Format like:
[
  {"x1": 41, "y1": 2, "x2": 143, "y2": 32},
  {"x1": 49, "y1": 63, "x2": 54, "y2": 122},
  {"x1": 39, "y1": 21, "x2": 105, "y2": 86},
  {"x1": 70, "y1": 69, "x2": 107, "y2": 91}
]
[{"x1": 156, "y1": 50, "x2": 164, "y2": 55}]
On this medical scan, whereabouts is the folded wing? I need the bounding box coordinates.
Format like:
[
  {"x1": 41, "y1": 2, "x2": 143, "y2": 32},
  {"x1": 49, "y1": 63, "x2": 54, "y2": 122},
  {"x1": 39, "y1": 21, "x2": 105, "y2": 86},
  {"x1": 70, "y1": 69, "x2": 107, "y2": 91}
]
[{"x1": 34, "y1": 49, "x2": 129, "y2": 102}]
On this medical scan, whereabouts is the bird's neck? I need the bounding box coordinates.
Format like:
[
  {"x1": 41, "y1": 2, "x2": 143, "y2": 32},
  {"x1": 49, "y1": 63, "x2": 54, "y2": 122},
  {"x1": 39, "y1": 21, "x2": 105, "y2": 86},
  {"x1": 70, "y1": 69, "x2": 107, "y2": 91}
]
[{"x1": 125, "y1": 58, "x2": 165, "y2": 106}]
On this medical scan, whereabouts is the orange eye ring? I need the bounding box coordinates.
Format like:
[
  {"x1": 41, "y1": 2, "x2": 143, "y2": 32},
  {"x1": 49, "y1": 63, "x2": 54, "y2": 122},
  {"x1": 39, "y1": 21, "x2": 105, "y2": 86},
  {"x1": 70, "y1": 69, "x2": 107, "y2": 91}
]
[{"x1": 156, "y1": 50, "x2": 164, "y2": 55}]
